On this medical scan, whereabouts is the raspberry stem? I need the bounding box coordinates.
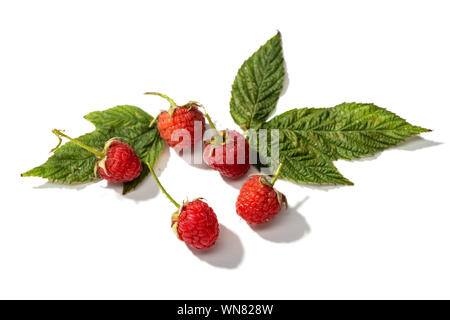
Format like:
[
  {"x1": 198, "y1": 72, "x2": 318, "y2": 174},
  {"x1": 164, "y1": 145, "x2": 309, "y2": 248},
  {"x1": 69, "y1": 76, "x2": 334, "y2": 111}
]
[
  {"x1": 51, "y1": 129, "x2": 105, "y2": 158},
  {"x1": 144, "y1": 92, "x2": 178, "y2": 113},
  {"x1": 270, "y1": 163, "x2": 283, "y2": 186},
  {"x1": 200, "y1": 105, "x2": 222, "y2": 142},
  {"x1": 147, "y1": 162, "x2": 181, "y2": 209}
]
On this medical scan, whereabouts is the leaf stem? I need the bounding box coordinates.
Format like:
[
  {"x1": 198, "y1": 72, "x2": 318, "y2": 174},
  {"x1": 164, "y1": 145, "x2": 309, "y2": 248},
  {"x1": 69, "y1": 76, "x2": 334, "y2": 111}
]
[
  {"x1": 270, "y1": 163, "x2": 283, "y2": 186},
  {"x1": 147, "y1": 162, "x2": 180, "y2": 209},
  {"x1": 52, "y1": 129, "x2": 105, "y2": 158},
  {"x1": 144, "y1": 92, "x2": 178, "y2": 111}
]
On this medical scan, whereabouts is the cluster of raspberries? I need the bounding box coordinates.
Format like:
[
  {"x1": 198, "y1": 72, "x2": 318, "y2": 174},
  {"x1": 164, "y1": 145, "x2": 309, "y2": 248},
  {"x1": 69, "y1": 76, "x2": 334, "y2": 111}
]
[{"x1": 53, "y1": 93, "x2": 287, "y2": 251}]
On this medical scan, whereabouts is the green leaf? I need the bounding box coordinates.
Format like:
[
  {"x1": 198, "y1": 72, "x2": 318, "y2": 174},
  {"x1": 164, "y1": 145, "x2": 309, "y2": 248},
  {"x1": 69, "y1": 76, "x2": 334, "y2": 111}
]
[
  {"x1": 250, "y1": 102, "x2": 429, "y2": 185},
  {"x1": 85, "y1": 104, "x2": 153, "y2": 129},
  {"x1": 230, "y1": 32, "x2": 285, "y2": 130},
  {"x1": 279, "y1": 153, "x2": 353, "y2": 186},
  {"x1": 22, "y1": 105, "x2": 165, "y2": 194},
  {"x1": 84, "y1": 104, "x2": 165, "y2": 167},
  {"x1": 250, "y1": 133, "x2": 353, "y2": 185},
  {"x1": 262, "y1": 103, "x2": 430, "y2": 161},
  {"x1": 21, "y1": 130, "x2": 107, "y2": 183}
]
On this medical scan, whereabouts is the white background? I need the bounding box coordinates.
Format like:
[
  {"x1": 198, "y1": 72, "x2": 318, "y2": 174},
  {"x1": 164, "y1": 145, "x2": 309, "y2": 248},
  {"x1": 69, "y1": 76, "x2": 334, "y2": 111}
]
[{"x1": 1, "y1": 0, "x2": 449, "y2": 299}]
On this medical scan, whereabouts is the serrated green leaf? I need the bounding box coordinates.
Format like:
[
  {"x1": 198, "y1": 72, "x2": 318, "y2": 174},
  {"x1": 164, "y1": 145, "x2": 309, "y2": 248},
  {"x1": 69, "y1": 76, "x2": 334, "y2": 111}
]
[
  {"x1": 22, "y1": 105, "x2": 165, "y2": 193},
  {"x1": 262, "y1": 103, "x2": 430, "y2": 161},
  {"x1": 21, "y1": 130, "x2": 107, "y2": 183},
  {"x1": 251, "y1": 136, "x2": 353, "y2": 185},
  {"x1": 142, "y1": 135, "x2": 165, "y2": 166},
  {"x1": 230, "y1": 32, "x2": 285, "y2": 130},
  {"x1": 85, "y1": 104, "x2": 153, "y2": 129},
  {"x1": 279, "y1": 154, "x2": 353, "y2": 185},
  {"x1": 85, "y1": 105, "x2": 165, "y2": 168}
]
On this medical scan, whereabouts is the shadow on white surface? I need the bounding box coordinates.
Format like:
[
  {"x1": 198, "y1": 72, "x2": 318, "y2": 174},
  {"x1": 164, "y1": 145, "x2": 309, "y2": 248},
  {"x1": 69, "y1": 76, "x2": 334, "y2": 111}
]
[
  {"x1": 251, "y1": 196, "x2": 311, "y2": 243},
  {"x1": 394, "y1": 136, "x2": 442, "y2": 151},
  {"x1": 280, "y1": 59, "x2": 290, "y2": 96},
  {"x1": 303, "y1": 184, "x2": 350, "y2": 192},
  {"x1": 189, "y1": 225, "x2": 244, "y2": 269},
  {"x1": 350, "y1": 136, "x2": 441, "y2": 164},
  {"x1": 219, "y1": 166, "x2": 259, "y2": 190},
  {"x1": 117, "y1": 173, "x2": 160, "y2": 202},
  {"x1": 219, "y1": 175, "x2": 245, "y2": 190},
  {"x1": 109, "y1": 146, "x2": 170, "y2": 201},
  {"x1": 305, "y1": 137, "x2": 443, "y2": 191},
  {"x1": 176, "y1": 142, "x2": 209, "y2": 171},
  {"x1": 33, "y1": 181, "x2": 96, "y2": 191}
]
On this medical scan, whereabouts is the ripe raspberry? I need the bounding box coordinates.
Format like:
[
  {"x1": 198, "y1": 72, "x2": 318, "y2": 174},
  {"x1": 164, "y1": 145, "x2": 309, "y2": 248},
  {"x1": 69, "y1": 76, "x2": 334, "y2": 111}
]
[
  {"x1": 236, "y1": 175, "x2": 287, "y2": 225},
  {"x1": 97, "y1": 140, "x2": 142, "y2": 182},
  {"x1": 172, "y1": 199, "x2": 220, "y2": 250},
  {"x1": 147, "y1": 162, "x2": 220, "y2": 250},
  {"x1": 145, "y1": 92, "x2": 205, "y2": 150},
  {"x1": 157, "y1": 104, "x2": 205, "y2": 150},
  {"x1": 203, "y1": 130, "x2": 250, "y2": 179},
  {"x1": 50, "y1": 130, "x2": 142, "y2": 183}
]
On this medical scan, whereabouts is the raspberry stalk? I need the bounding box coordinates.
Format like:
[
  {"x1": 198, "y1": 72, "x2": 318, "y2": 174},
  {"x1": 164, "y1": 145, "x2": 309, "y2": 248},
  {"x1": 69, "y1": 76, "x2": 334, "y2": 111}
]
[
  {"x1": 144, "y1": 92, "x2": 178, "y2": 114},
  {"x1": 147, "y1": 162, "x2": 180, "y2": 209},
  {"x1": 199, "y1": 104, "x2": 221, "y2": 143},
  {"x1": 51, "y1": 129, "x2": 105, "y2": 158},
  {"x1": 270, "y1": 163, "x2": 283, "y2": 186}
]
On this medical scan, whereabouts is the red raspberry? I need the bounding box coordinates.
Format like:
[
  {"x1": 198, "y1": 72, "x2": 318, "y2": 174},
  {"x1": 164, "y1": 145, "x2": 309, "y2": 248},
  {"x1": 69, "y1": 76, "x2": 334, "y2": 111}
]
[
  {"x1": 157, "y1": 104, "x2": 205, "y2": 150},
  {"x1": 172, "y1": 199, "x2": 219, "y2": 250},
  {"x1": 97, "y1": 140, "x2": 142, "y2": 182},
  {"x1": 236, "y1": 175, "x2": 287, "y2": 225},
  {"x1": 49, "y1": 130, "x2": 142, "y2": 183},
  {"x1": 203, "y1": 130, "x2": 250, "y2": 179}
]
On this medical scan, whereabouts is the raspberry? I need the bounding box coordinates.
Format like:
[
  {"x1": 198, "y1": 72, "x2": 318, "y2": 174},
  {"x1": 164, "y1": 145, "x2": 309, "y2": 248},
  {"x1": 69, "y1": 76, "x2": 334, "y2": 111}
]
[
  {"x1": 147, "y1": 163, "x2": 220, "y2": 250},
  {"x1": 145, "y1": 92, "x2": 205, "y2": 150},
  {"x1": 97, "y1": 140, "x2": 142, "y2": 182},
  {"x1": 157, "y1": 105, "x2": 205, "y2": 150},
  {"x1": 236, "y1": 171, "x2": 287, "y2": 225},
  {"x1": 203, "y1": 130, "x2": 250, "y2": 179},
  {"x1": 172, "y1": 199, "x2": 220, "y2": 250},
  {"x1": 51, "y1": 130, "x2": 142, "y2": 183}
]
